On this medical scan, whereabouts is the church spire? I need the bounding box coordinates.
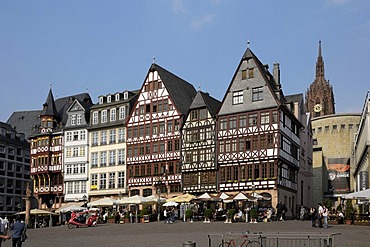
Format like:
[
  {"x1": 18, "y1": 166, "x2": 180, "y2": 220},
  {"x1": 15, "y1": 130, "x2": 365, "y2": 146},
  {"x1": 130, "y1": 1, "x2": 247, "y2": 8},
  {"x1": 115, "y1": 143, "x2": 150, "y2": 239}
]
[
  {"x1": 41, "y1": 88, "x2": 59, "y2": 118},
  {"x1": 315, "y1": 40, "x2": 325, "y2": 80}
]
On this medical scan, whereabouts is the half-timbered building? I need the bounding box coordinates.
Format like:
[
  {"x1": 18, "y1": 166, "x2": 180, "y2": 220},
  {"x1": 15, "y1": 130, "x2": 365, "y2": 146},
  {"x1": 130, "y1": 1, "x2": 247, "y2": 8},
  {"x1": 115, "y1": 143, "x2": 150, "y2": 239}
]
[
  {"x1": 217, "y1": 47, "x2": 303, "y2": 217},
  {"x1": 88, "y1": 90, "x2": 138, "y2": 201},
  {"x1": 126, "y1": 63, "x2": 196, "y2": 198},
  {"x1": 29, "y1": 89, "x2": 92, "y2": 209},
  {"x1": 182, "y1": 91, "x2": 221, "y2": 194}
]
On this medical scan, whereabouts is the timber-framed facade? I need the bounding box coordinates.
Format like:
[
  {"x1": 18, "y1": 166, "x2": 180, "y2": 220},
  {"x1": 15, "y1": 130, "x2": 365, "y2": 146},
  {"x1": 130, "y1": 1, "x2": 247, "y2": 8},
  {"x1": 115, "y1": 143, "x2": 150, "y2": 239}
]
[
  {"x1": 217, "y1": 47, "x2": 303, "y2": 216},
  {"x1": 182, "y1": 91, "x2": 221, "y2": 194},
  {"x1": 126, "y1": 63, "x2": 196, "y2": 198}
]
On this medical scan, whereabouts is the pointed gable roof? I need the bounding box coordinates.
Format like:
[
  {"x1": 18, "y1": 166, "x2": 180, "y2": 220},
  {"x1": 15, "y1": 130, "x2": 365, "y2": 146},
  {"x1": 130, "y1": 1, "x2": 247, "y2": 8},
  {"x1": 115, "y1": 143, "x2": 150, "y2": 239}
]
[
  {"x1": 189, "y1": 91, "x2": 221, "y2": 117},
  {"x1": 218, "y1": 47, "x2": 285, "y2": 116},
  {"x1": 151, "y1": 63, "x2": 197, "y2": 115},
  {"x1": 40, "y1": 89, "x2": 59, "y2": 118}
]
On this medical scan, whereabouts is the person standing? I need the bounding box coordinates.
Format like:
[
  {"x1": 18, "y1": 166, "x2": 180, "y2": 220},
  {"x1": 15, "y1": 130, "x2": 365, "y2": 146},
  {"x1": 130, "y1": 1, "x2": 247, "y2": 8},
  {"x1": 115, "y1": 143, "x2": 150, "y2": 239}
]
[
  {"x1": 10, "y1": 216, "x2": 25, "y2": 247},
  {"x1": 276, "y1": 201, "x2": 283, "y2": 221},
  {"x1": 317, "y1": 203, "x2": 324, "y2": 228},
  {"x1": 300, "y1": 205, "x2": 306, "y2": 221},
  {"x1": 322, "y1": 206, "x2": 328, "y2": 228},
  {"x1": 0, "y1": 215, "x2": 6, "y2": 247}
]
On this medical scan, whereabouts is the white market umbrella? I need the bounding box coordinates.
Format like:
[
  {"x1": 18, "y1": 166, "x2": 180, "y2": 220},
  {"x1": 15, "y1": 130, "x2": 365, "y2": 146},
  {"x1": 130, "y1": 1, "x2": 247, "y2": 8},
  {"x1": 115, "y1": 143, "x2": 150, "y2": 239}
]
[
  {"x1": 118, "y1": 195, "x2": 149, "y2": 205},
  {"x1": 58, "y1": 205, "x2": 86, "y2": 213},
  {"x1": 144, "y1": 195, "x2": 166, "y2": 204},
  {"x1": 343, "y1": 189, "x2": 370, "y2": 200},
  {"x1": 163, "y1": 201, "x2": 178, "y2": 207},
  {"x1": 88, "y1": 197, "x2": 118, "y2": 207}
]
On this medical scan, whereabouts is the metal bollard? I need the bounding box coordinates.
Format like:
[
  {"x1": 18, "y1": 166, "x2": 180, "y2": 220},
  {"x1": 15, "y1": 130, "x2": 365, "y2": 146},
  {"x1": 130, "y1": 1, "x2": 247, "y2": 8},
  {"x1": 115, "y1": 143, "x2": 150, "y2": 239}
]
[{"x1": 183, "y1": 240, "x2": 196, "y2": 247}]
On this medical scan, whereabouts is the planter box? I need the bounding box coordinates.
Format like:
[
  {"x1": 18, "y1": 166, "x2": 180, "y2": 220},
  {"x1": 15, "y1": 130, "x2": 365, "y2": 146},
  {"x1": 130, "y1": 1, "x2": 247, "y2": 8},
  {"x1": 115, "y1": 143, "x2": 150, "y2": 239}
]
[
  {"x1": 107, "y1": 218, "x2": 115, "y2": 224},
  {"x1": 354, "y1": 222, "x2": 370, "y2": 226}
]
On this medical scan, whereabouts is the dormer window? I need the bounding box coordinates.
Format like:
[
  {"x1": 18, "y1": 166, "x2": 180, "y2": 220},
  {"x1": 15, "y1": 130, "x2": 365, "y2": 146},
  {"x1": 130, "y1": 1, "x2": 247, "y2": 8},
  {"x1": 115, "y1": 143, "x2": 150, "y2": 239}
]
[
  {"x1": 124, "y1": 92, "x2": 128, "y2": 100},
  {"x1": 115, "y1": 94, "x2": 120, "y2": 101},
  {"x1": 99, "y1": 97, "x2": 104, "y2": 104},
  {"x1": 107, "y1": 95, "x2": 112, "y2": 103},
  {"x1": 0, "y1": 128, "x2": 5, "y2": 136},
  {"x1": 71, "y1": 115, "x2": 76, "y2": 125}
]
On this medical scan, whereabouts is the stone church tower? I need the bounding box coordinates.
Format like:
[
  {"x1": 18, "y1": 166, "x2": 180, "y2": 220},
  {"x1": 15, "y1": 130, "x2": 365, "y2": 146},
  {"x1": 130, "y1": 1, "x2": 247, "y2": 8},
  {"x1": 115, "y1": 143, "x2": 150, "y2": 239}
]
[{"x1": 305, "y1": 41, "x2": 335, "y2": 117}]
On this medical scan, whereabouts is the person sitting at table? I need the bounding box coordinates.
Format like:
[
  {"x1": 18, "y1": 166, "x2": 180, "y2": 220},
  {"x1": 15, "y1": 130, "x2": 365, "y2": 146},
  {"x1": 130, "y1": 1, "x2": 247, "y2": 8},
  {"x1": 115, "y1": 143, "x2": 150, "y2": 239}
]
[{"x1": 233, "y1": 209, "x2": 243, "y2": 222}]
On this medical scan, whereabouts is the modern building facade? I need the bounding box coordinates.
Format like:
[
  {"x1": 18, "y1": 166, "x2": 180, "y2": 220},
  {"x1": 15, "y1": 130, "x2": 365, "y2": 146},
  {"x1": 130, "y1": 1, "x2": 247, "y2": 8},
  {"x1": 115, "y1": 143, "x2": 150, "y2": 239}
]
[
  {"x1": 181, "y1": 91, "x2": 221, "y2": 194},
  {"x1": 0, "y1": 122, "x2": 31, "y2": 215},
  {"x1": 63, "y1": 98, "x2": 93, "y2": 203},
  {"x1": 88, "y1": 90, "x2": 138, "y2": 201},
  {"x1": 126, "y1": 63, "x2": 196, "y2": 199},
  {"x1": 352, "y1": 92, "x2": 370, "y2": 210},
  {"x1": 217, "y1": 47, "x2": 303, "y2": 217},
  {"x1": 311, "y1": 114, "x2": 360, "y2": 207}
]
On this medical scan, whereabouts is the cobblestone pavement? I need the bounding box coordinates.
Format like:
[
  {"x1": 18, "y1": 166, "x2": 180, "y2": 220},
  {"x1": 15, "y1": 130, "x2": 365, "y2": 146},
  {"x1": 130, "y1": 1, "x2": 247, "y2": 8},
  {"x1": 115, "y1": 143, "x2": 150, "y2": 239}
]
[{"x1": 10, "y1": 220, "x2": 370, "y2": 247}]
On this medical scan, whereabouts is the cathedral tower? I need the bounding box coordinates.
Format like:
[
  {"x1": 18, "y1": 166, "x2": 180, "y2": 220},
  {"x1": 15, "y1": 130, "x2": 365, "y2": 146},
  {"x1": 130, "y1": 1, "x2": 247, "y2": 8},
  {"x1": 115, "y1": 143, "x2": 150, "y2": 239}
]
[{"x1": 305, "y1": 41, "x2": 335, "y2": 117}]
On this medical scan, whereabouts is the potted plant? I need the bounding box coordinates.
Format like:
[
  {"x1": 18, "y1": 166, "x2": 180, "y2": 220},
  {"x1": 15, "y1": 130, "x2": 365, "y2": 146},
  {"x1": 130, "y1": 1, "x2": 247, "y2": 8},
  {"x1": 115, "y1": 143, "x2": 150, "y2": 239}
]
[
  {"x1": 185, "y1": 209, "x2": 193, "y2": 222},
  {"x1": 226, "y1": 209, "x2": 236, "y2": 223},
  {"x1": 249, "y1": 208, "x2": 258, "y2": 223},
  {"x1": 204, "y1": 208, "x2": 213, "y2": 223},
  {"x1": 139, "y1": 206, "x2": 149, "y2": 223}
]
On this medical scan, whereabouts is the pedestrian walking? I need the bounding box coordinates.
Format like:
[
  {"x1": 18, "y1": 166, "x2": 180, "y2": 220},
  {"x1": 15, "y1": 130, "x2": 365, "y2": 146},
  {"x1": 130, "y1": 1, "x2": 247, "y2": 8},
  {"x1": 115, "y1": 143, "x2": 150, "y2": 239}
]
[
  {"x1": 310, "y1": 207, "x2": 317, "y2": 227},
  {"x1": 276, "y1": 201, "x2": 283, "y2": 221},
  {"x1": 10, "y1": 216, "x2": 25, "y2": 247}
]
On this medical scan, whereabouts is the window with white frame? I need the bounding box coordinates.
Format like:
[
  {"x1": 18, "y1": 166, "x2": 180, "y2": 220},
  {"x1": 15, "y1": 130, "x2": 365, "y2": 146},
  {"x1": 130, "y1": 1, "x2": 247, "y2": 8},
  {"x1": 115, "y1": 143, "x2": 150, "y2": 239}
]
[
  {"x1": 99, "y1": 97, "x2": 104, "y2": 104},
  {"x1": 118, "y1": 149, "x2": 125, "y2": 164},
  {"x1": 79, "y1": 147, "x2": 85, "y2": 156},
  {"x1": 115, "y1": 94, "x2": 120, "y2": 101},
  {"x1": 101, "y1": 110, "x2": 107, "y2": 123},
  {"x1": 109, "y1": 172, "x2": 115, "y2": 189},
  {"x1": 100, "y1": 173, "x2": 106, "y2": 189},
  {"x1": 261, "y1": 112, "x2": 270, "y2": 125},
  {"x1": 110, "y1": 130, "x2": 116, "y2": 144},
  {"x1": 74, "y1": 181, "x2": 80, "y2": 193},
  {"x1": 118, "y1": 128, "x2": 125, "y2": 142},
  {"x1": 109, "y1": 150, "x2": 116, "y2": 166},
  {"x1": 252, "y1": 86, "x2": 263, "y2": 102},
  {"x1": 92, "y1": 112, "x2": 98, "y2": 124},
  {"x1": 91, "y1": 174, "x2": 98, "y2": 187},
  {"x1": 73, "y1": 131, "x2": 79, "y2": 141},
  {"x1": 92, "y1": 132, "x2": 98, "y2": 146},
  {"x1": 118, "y1": 171, "x2": 125, "y2": 188},
  {"x1": 232, "y1": 91, "x2": 243, "y2": 105},
  {"x1": 66, "y1": 165, "x2": 72, "y2": 174},
  {"x1": 80, "y1": 130, "x2": 86, "y2": 140},
  {"x1": 100, "y1": 151, "x2": 107, "y2": 166},
  {"x1": 73, "y1": 147, "x2": 79, "y2": 157},
  {"x1": 73, "y1": 164, "x2": 79, "y2": 174},
  {"x1": 81, "y1": 181, "x2": 86, "y2": 193},
  {"x1": 91, "y1": 152, "x2": 98, "y2": 168},
  {"x1": 77, "y1": 114, "x2": 82, "y2": 125},
  {"x1": 107, "y1": 95, "x2": 111, "y2": 103},
  {"x1": 110, "y1": 108, "x2": 116, "y2": 122},
  {"x1": 66, "y1": 148, "x2": 72, "y2": 157},
  {"x1": 119, "y1": 107, "x2": 125, "y2": 120},
  {"x1": 80, "y1": 163, "x2": 86, "y2": 174},
  {"x1": 71, "y1": 115, "x2": 76, "y2": 125},
  {"x1": 66, "y1": 132, "x2": 72, "y2": 142},
  {"x1": 67, "y1": 182, "x2": 73, "y2": 193},
  {"x1": 101, "y1": 131, "x2": 107, "y2": 145}
]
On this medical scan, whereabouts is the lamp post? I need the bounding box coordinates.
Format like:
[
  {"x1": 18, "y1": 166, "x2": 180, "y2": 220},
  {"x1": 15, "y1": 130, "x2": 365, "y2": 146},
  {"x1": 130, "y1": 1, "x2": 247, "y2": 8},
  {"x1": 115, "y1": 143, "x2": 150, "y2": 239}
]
[
  {"x1": 82, "y1": 194, "x2": 87, "y2": 207},
  {"x1": 49, "y1": 199, "x2": 53, "y2": 227},
  {"x1": 157, "y1": 178, "x2": 162, "y2": 222}
]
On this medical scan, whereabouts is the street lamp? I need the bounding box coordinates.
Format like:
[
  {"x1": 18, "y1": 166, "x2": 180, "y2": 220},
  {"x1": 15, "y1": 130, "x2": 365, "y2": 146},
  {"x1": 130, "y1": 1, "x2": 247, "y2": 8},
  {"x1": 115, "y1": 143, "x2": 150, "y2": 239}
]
[
  {"x1": 82, "y1": 194, "x2": 87, "y2": 207},
  {"x1": 157, "y1": 178, "x2": 162, "y2": 222},
  {"x1": 49, "y1": 199, "x2": 53, "y2": 227}
]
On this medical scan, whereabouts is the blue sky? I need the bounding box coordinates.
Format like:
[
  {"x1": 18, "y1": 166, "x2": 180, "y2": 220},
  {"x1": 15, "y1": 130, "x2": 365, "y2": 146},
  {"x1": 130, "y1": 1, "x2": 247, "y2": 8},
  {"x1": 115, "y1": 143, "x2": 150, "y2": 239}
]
[{"x1": 1, "y1": 0, "x2": 370, "y2": 122}]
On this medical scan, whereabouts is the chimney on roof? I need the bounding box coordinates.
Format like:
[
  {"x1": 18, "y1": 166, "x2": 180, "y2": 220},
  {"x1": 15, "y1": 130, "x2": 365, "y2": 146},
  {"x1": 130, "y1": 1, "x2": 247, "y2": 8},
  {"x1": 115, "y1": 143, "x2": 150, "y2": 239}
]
[{"x1": 273, "y1": 62, "x2": 281, "y2": 88}]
